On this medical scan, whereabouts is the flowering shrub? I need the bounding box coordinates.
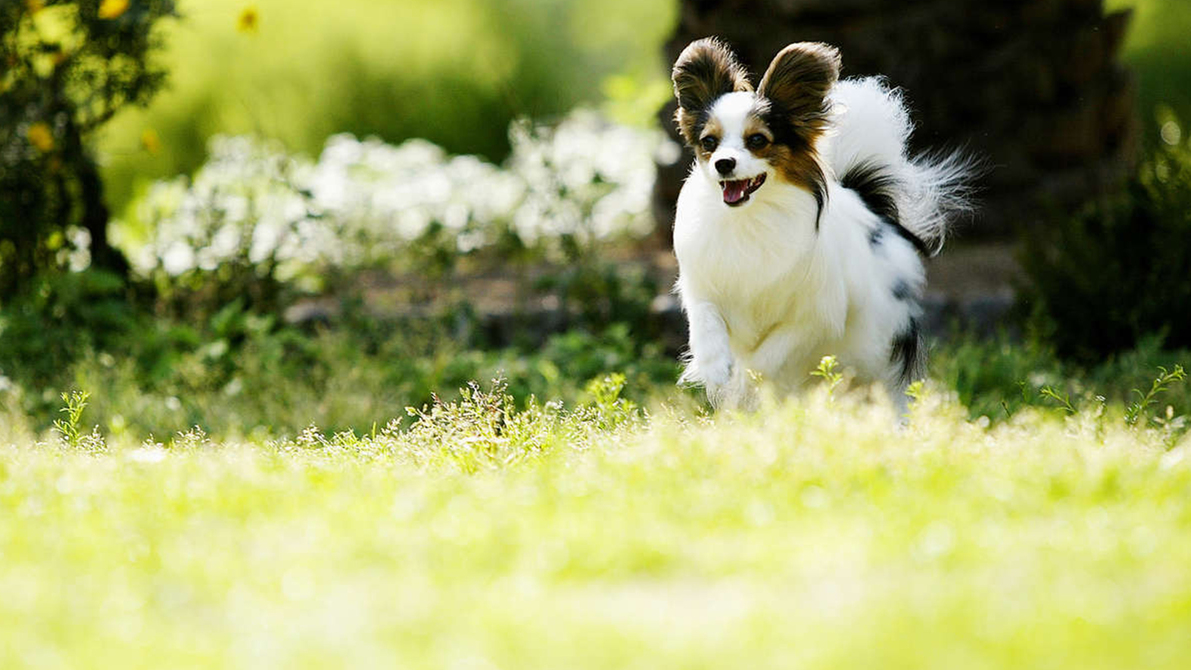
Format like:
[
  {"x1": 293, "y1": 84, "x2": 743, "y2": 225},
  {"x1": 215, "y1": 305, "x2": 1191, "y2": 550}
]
[{"x1": 128, "y1": 110, "x2": 676, "y2": 291}]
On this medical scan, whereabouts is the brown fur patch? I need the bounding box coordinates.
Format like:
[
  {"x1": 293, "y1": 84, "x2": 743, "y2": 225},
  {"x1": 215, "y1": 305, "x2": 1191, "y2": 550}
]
[
  {"x1": 756, "y1": 43, "x2": 840, "y2": 225},
  {"x1": 742, "y1": 115, "x2": 774, "y2": 151},
  {"x1": 693, "y1": 117, "x2": 724, "y2": 162},
  {"x1": 672, "y1": 37, "x2": 753, "y2": 147},
  {"x1": 762, "y1": 142, "x2": 828, "y2": 216},
  {"x1": 737, "y1": 103, "x2": 828, "y2": 219}
]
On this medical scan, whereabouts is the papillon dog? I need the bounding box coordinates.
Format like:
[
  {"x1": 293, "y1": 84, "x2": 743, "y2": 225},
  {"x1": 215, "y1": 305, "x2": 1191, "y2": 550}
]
[{"x1": 670, "y1": 38, "x2": 974, "y2": 415}]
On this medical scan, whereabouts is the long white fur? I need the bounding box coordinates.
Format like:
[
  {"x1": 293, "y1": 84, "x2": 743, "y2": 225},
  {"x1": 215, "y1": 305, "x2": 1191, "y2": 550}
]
[
  {"x1": 826, "y1": 78, "x2": 974, "y2": 252},
  {"x1": 674, "y1": 77, "x2": 971, "y2": 414}
]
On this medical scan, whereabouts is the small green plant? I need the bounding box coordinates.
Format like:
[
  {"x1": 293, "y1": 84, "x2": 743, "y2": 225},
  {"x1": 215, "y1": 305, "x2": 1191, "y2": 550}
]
[
  {"x1": 401, "y1": 379, "x2": 527, "y2": 472},
  {"x1": 1039, "y1": 385, "x2": 1077, "y2": 415},
  {"x1": 52, "y1": 389, "x2": 91, "y2": 448},
  {"x1": 1125, "y1": 364, "x2": 1186, "y2": 427},
  {"x1": 811, "y1": 355, "x2": 844, "y2": 397},
  {"x1": 585, "y1": 373, "x2": 628, "y2": 408},
  {"x1": 905, "y1": 380, "x2": 925, "y2": 400},
  {"x1": 579, "y1": 373, "x2": 642, "y2": 430}
]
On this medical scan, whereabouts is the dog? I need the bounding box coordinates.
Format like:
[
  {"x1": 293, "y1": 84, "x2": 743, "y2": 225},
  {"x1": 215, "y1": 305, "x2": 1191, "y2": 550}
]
[{"x1": 670, "y1": 38, "x2": 974, "y2": 416}]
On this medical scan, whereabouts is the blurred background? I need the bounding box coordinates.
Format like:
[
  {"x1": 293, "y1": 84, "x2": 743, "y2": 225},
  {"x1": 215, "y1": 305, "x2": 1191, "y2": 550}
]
[{"x1": 1, "y1": 0, "x2": 1190, "y2": 440}]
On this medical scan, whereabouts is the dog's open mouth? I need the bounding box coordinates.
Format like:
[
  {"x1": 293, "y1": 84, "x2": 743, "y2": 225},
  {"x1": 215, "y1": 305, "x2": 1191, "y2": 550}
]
[{"x1": 720, "y1": 174, "x2": 766, "y2": 206}]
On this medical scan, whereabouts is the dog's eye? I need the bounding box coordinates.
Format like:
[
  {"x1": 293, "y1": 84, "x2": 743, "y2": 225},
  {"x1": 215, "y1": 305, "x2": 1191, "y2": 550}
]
[
  {"x1": 746, "y1": 133, "x2": 770, "y2": 150},
  {"x1": 700, "y1": 136, "x2": 718, "y2": 152}
]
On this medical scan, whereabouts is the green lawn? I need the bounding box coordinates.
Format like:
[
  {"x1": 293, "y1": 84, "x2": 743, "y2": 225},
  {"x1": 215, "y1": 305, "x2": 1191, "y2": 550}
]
[{"x1": 3, "y1": 384, "x2": 1190, "y2": 669}]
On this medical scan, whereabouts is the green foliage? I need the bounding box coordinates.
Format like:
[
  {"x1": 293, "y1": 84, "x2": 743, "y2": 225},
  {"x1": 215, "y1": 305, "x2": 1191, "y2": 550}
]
[
  {"x1": 931, "y1": 333, "x2": 1061, "y2": 418},
  {"x1": 1021, "y1": 130, "x2": 1191, "y2": 360},
  {"x1": 935, "y1": 330, "x2": 1190, "y2": 432},
  {"x1": 0, "y1": 268, "x2": 141, "y2": 381},
  {"x1": 532, "y1": 262, "x2": 660, "y2": 344},
  {"x1": 0, "y1": 288, "x2": 682, "y2": 438},
  {"x1": 0, "y1": 0, "x2": 177, "y2": 295},
  {"x1": 578, "y1": 373, "x2": 642, "y2": 431}
]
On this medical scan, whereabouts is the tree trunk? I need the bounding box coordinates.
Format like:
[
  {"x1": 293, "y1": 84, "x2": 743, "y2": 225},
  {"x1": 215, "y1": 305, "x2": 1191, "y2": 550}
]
[{"x1": 62, "y1": 116, "x2": 128, "y2": 278}]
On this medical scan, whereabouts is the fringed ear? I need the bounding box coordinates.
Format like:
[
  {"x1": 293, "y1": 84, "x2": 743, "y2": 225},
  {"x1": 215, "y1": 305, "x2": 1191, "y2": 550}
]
[
  {"x1": 672, "y1": 37, "x2": 753, "y2": 146},
  {"x1": 757, "y1": 42, "x2": 841, "y2": 141}
]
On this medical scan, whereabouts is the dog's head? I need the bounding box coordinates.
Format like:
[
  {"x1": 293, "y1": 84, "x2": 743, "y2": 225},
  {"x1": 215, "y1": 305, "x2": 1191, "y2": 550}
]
[{"x1": 672, "y1": 38, "x2": 839, "y2": 209}]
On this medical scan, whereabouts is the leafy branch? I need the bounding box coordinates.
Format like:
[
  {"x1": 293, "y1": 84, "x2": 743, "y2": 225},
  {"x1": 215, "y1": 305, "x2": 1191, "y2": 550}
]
[{"x1": 1125, "y1": 365, "x2": 1186, "y2": 427}]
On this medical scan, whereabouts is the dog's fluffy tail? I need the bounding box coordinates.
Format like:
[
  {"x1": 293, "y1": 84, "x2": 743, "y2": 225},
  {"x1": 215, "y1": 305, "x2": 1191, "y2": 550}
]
[{"x1": 825, "y1": 77, "x2": 978, "y2": 255}]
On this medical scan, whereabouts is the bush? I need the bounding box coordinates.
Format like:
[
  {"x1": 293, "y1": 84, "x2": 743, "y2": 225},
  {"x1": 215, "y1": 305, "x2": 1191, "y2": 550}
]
[
  {"x1": 0, "y1": 269, "x2": 139, "y2": 383},
  {"x1": 126, "y1": 111, "x2": 672, "y2": 315},
  {"x1": 1021, "y1": 123, "x2": 1191, "y2": 360}
]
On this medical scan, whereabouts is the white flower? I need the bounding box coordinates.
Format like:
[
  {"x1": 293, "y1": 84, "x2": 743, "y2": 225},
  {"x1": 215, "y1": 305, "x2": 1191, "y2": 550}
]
[
  {"x1": 161, "y1": 241, "x2": 195, "y2": 275},
  {"x1": 122, "y1": 109, "x2": 667, "y2": 279}
]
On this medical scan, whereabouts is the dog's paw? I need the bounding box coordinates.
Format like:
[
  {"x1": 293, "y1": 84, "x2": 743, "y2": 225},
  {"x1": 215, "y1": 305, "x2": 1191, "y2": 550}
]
[
  {"x1": 701, "y1": 355, "x2": 733, "y2": 390},
  {"x1": 680, "y1": 353, "x2": 733, "y2": 388},
  {"x1": 700, "y1": 356, "x2": 736, "y2": 408}
]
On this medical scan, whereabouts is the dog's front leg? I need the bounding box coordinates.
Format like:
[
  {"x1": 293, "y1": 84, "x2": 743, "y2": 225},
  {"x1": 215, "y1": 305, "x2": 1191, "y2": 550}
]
[{"x1": 680, "y1": 300, "x2": 735, "y2": 406}]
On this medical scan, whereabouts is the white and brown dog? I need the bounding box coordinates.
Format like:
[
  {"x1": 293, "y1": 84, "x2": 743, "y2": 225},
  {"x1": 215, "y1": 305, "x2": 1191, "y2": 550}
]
[{"x1": 670, "y1": 38, "x2": 974, "y2": 415}]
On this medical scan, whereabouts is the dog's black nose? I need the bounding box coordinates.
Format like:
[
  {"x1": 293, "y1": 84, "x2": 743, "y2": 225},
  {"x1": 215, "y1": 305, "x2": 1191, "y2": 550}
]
[{"x1": 714, "y1": 158, "x2": 736, "y2": 176}]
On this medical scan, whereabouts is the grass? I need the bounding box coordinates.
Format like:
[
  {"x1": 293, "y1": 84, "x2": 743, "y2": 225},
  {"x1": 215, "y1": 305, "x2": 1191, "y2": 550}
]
[{"x1": 2, "y1": 381, "x2": 1190, "y2": 668}]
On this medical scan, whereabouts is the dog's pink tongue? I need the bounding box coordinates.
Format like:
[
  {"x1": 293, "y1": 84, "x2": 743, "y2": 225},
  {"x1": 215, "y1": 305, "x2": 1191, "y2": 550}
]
[{"x1": 722, "y1": 180, "x2": 748, "y2": 204}]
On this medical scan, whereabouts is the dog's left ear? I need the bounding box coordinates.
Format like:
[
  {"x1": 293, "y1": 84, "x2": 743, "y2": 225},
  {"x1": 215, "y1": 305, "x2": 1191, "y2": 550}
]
[{"x1": 757, "y1": 42, "x2": 841, "y2": 139}]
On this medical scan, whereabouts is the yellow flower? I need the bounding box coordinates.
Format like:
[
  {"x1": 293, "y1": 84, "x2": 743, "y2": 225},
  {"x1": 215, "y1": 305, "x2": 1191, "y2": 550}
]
[
  {"x1": 98, "y1": 0, "x2": 130, "y2": 20},
  {"x1": 237, "y1": 6, "x2": 259, "y2": 34},
  {"x1": 27, "y1": 122, "x2": 54, "y2": 152},
  {"x1": 141, "y1": 128, "x2": 162, "y2": 155}
]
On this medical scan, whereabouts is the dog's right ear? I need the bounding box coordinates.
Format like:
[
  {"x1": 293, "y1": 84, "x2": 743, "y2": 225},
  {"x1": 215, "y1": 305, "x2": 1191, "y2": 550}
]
[
  {"x1": 757, "y1": 43, "x2": 840, "y2": 140},
  {"x1": 672, "y1": 37, "x2": 752, "y2": 145}
]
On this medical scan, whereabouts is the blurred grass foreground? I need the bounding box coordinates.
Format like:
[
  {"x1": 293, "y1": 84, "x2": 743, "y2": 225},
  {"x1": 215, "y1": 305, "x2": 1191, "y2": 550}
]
[{"x1": 4, "y1": 385, "x2": 1191, "y2": 668}]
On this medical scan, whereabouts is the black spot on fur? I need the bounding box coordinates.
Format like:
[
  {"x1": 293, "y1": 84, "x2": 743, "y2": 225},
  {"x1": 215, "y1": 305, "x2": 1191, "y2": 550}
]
[
  {"x1": 869, "y1": 224, "x2": 885, "y2": 248},
  {"x1": 890, "y1": 318, "x2": 924, "y2": 388},
  {"x1": 892, "y1": 279, "x2": 913, "y2": 301},
  {"x1": 812, "y1": 180, "x2": 826, "y2": 230},
  {"x1": 841, "y1": 162, "x2": 930, "y2": 256}
]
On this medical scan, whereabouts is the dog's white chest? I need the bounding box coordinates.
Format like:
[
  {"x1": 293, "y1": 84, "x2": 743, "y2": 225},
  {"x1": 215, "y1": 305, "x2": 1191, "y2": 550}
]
[{"x1": 673, "y1": 178, "x2": 831, "y2": 351}]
